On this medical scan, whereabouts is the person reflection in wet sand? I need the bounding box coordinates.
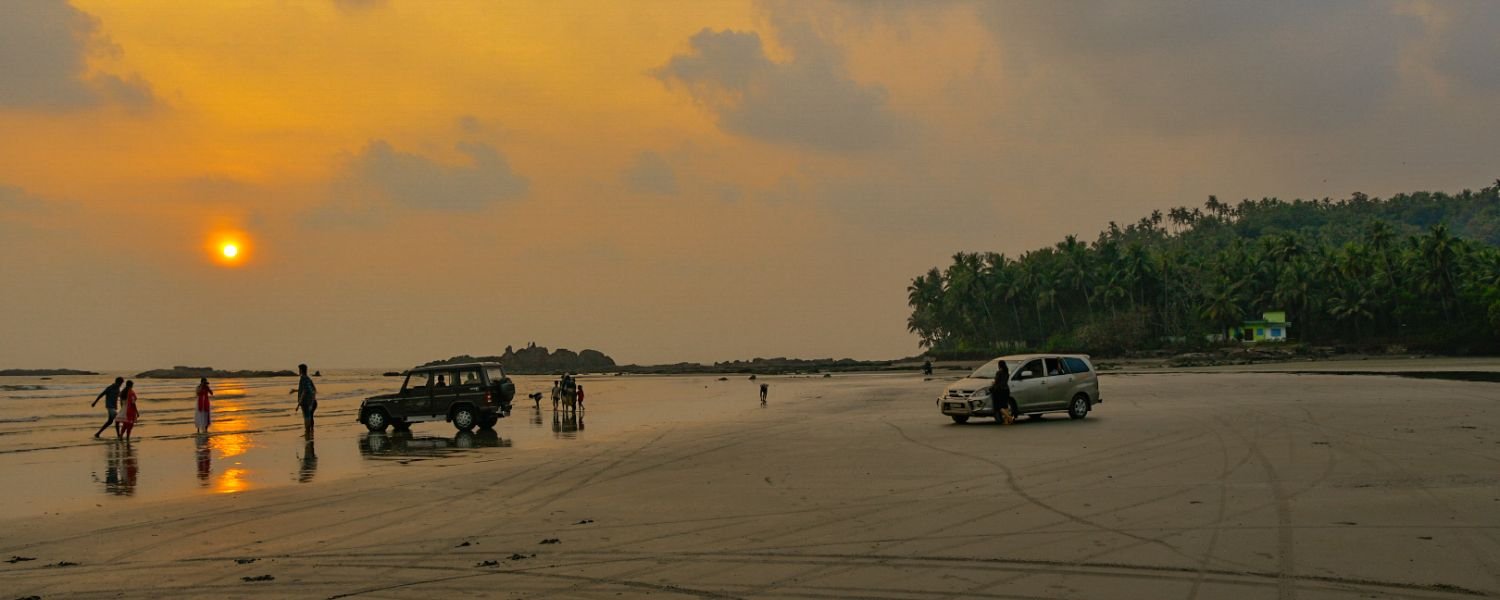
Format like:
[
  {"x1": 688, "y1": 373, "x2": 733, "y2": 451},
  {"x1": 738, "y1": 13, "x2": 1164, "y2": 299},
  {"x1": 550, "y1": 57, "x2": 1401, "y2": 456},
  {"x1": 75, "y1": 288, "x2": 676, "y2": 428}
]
[
  {"x1": 195, "y1": 434, "x2": 211, "y2": 486},
  {"x1": 531, "y1": 404, "x2": 544, "y2": 427},
  {"x1": 97, "y1": 440, "x2": 139, "y2": 496},
  {"x1": 298, "y1": 438, "x2": 318, "y2": 483}
]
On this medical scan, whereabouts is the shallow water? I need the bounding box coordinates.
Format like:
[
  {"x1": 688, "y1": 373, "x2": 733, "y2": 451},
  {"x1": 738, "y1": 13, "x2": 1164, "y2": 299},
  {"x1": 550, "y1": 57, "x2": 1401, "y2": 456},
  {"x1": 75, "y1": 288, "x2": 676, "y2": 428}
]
[{"x1": 0, "y1": 371, "x2": 804, "y2": 517}]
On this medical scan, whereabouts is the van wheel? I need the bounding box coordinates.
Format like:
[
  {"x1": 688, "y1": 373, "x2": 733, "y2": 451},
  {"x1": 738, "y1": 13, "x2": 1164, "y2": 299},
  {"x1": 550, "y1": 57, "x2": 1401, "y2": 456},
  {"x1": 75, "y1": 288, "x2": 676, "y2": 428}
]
[
  {"x1": 951, "y1": 415, "x2": 969, "y2": 424},
  {"x1": 452, "y1": 407, "x2": 477, "y2": 432},
  {"x1": 1068, "y1": 394, "x2": 1090, "y2": 420},
  {"x1": 364, "y1": 409, "x2": 390, "y2": 432}
]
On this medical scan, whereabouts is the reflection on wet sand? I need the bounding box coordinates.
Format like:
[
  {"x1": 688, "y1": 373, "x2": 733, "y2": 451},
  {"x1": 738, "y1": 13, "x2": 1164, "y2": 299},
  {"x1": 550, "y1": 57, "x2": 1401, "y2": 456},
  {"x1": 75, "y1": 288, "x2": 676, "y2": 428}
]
[
  {"x1": 297, "y1": 437, "x2": 317, "y2": 483},
  {"x1": 530, "y1": 407, "x2": 543, "y2": 427},
  {"x1": 95, "y1": 439, "x2": 139, "y2": 496},
  {"x1": 195, "y1": 434, "x2": 211, "y2": 486},
  {"x1": 358, "y1": 429, "x2": 509, "y2": 461},
  {"x1": 551, "y1": 410, "x2": 584, "y2": 439}
]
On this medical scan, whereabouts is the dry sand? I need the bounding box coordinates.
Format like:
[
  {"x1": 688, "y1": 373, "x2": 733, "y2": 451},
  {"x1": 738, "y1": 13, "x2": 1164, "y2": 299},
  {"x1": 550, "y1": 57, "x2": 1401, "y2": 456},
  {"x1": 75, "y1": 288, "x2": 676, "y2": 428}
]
[{"x1": 3, "y1": 367, "x2": 1499, "y2": 599}]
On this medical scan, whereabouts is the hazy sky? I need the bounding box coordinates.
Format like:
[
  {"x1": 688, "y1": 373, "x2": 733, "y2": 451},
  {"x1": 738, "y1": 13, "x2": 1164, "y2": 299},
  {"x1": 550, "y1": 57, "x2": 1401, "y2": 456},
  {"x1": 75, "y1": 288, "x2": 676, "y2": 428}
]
[{"x1": 2, "y1": 1, "x2": 1497, "y2": 370}]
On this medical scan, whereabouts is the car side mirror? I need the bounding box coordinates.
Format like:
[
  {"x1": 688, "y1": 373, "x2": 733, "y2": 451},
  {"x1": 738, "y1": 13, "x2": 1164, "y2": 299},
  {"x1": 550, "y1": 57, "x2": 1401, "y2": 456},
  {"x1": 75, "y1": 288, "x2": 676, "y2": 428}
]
[{"x1": 1019, "y1": 370, "x2": 1033, "y2": 379}]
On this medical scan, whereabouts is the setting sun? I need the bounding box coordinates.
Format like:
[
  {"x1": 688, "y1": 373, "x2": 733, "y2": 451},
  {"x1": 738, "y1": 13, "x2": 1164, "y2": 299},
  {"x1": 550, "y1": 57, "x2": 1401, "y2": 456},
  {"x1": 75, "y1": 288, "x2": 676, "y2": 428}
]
[{"x1": 207, "y1": 232, "x2": 250, "y2": 266}]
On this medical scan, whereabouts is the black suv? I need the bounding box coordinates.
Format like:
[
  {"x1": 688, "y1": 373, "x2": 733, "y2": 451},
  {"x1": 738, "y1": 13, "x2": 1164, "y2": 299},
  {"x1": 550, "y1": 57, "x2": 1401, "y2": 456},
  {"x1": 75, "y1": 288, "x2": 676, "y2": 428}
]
[{"x1": 359, "y1": 362, "x2": 516, "y2": 432}]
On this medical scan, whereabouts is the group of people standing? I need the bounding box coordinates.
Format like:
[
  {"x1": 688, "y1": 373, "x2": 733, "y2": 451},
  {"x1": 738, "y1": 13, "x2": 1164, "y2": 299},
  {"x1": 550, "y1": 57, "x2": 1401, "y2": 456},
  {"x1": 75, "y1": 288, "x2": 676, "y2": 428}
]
[
  {"x1": 550, "y1": 375, "x2": 585, "y2": 411},
  {"x1": 89, "y1": 363, "x2": 318, "y2": 440}
]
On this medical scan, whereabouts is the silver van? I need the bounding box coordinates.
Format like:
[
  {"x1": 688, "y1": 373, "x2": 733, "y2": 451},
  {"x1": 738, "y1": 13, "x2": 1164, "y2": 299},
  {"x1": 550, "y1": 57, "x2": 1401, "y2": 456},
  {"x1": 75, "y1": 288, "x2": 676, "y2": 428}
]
[{"x1": 937, "y1": 354, "x2": 1101, "y2": 424}]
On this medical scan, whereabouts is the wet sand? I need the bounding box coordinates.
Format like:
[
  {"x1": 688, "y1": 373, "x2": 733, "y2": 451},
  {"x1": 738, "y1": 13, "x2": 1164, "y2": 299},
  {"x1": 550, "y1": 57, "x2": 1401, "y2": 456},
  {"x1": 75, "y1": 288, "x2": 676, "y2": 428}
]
[{"x1": 3, "y1": 367, "x2": 1499, "y2": 598}]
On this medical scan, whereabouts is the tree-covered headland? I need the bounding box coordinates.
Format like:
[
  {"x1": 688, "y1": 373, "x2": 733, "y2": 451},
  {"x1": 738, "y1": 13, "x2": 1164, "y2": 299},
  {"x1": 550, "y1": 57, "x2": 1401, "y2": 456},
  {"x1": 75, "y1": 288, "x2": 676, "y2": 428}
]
[{"x1": 907, "y1": 181, "x2": 1500, "y2": 357}]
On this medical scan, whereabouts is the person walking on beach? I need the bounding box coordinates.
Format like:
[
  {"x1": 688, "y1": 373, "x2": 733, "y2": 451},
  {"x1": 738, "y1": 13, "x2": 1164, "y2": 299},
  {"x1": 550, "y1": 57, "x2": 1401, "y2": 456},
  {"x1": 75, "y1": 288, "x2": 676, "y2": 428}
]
[
  {"x1": 922, "y1": 359, "x2": 933, "y2": 377},
  {"x1": 759, "y1": 382, "x2": 769, "y2": 405},
  {"x1": 576, "y1": 384, "x2": 585, "y2": 411},
  {"x1": 91, "y1": 377, "x2": 125, "y2": 438},
  {"x1": 992, "y1": 361, "x2": 1014, "y2": 425},
  {"x1": 551, "y1": 380, "x2": 561, "y2": 411},
  {"x1": 289, "y1": 364, "x2": 317, "y2": 435},
  {"x1": 194, "y1": 377, "x2": 214, "y2": 434},
  {"x1": 117, "y1": 380, "x2": 139, "y2": 440}
]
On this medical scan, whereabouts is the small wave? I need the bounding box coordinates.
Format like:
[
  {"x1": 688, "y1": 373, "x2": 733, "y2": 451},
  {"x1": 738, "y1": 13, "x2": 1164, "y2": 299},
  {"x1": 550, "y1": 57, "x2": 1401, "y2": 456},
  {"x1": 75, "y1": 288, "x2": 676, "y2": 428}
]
[
  {"x1": 0, "y1": 416, "x2": 41, "y2": 424},
  {"x1": 0, "y1": 385, "x2": 46, "y2": 391}
]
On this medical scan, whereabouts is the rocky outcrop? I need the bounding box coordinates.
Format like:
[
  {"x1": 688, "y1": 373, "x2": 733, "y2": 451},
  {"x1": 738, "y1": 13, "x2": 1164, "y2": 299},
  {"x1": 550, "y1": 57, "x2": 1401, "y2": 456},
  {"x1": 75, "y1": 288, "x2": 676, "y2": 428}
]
[
  {"x1": 0, "y1": 368, "x2": 97, "y2": 376},
  {"x1": 136, "y1": 366, "x2": 297, "y2": 379},
  {"x1": 423, "y1": 343, "x2": 618, "y2": 375}
]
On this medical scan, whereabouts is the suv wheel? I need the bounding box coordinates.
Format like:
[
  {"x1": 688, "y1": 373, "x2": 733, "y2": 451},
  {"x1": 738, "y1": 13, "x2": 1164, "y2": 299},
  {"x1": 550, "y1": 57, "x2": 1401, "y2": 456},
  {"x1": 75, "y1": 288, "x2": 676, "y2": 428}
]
[
  {"x1": 950, "y1": 415, "x2": 969, "y2": 424},
  {"x1": 364, "y1": 409, "x2": 390, "y2": 432},
  {"x1": 452, "y1": 406, "x2": 478, "y2": 431},
  {"x1": 1068, "y1": 394, "x2": 1090, "y2": 420}
]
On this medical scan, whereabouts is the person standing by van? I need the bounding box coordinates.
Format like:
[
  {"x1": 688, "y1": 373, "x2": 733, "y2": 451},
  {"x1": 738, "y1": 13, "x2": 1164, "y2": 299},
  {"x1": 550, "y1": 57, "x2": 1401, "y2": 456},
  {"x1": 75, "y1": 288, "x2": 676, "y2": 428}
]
[
  {"x1": 992, "y1": 361, "x2": 1014, "y2": 425},
  {"x1": 91, "y1": 377, "x2": 125, "y2": 438}
]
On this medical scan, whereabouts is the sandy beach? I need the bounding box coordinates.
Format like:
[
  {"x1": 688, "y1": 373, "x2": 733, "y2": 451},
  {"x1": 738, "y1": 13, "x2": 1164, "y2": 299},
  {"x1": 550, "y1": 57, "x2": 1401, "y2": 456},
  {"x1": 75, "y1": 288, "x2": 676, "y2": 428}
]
[{"x1": 3, "y1": 365, "x2": 1499, "y2": 599}]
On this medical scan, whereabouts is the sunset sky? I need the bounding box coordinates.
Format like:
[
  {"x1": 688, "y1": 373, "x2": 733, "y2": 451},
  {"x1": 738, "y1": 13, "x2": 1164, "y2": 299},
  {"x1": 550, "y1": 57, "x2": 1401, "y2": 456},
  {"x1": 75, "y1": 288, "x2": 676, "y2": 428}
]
[{"x1": 2, "y1": 1, "x2": 1498, "y2": 369}]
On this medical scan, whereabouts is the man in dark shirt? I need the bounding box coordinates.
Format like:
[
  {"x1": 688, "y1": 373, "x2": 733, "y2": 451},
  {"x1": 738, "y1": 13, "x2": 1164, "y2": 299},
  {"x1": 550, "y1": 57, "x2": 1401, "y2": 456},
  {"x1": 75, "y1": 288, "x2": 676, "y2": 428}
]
[
  {"x1": 289, "y1": 363, "x2": 317, "y2": 434},
  {"x1": 91, "y1": 377, "x2": 125, "y2": 438}
]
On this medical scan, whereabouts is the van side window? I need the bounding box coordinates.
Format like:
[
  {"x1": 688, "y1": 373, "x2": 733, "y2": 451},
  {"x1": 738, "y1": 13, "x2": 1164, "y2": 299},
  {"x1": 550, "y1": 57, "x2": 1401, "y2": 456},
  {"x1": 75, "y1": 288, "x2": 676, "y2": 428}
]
[
  {"x1": 459, "y1": 369, "x2": 482, "y2": 386},
  {"x1": 1064, "y1": 357, "x2": 1090, "y2": 373},
  {"x1": 404, "y1": 372, "x2": 432, "y2": 392},
  {"x1": 1045, "y1": 358, "x2": 1064, "y2": 376},
  {"x1": 1015, "y1": 360, "x2": 1044, "y2": 380}
]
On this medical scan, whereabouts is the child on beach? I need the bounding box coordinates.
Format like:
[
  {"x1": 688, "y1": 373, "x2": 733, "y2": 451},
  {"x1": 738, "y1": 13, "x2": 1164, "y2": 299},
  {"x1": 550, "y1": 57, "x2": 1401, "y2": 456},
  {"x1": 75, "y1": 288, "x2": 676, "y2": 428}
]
[
  {"x1": 576, "y1": 385, "x2": 585, "y2": 411},
  {"x1": 194, "y1": 377, "x2": 213, "y2": 434},
  {"x1": 117, "y1": 380, "x2": 139, "y2": 440}
]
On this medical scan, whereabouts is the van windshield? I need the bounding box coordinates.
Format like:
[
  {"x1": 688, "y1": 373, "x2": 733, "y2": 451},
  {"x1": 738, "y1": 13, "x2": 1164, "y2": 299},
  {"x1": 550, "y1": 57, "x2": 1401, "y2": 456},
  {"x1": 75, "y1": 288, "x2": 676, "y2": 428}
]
[{"x1": 970, "y1": 359, "x2": 1009, "y2": 380}]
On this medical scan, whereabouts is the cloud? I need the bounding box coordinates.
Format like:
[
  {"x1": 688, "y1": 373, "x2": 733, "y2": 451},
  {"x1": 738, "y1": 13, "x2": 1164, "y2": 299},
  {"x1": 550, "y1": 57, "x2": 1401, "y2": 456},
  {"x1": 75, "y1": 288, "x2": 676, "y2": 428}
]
[
  {"x1": 0, "y1": 0, "x2": 158, "y2": 112},
  {"x1": 973, "y1": 1, "x2": 1414, "y2": 133},
  {"x1": 1420, "y1": 3, "x2": 1500, "y2": 92},
  {"x1": 334, "y1": 0, "x2": 389, "y2": 13},
  {"x1": 655, "y1": 27, "x2": 896, "y2": 152},
  {"x1": 622, "y1": 152, "x2": 679, "y2": 195},
  {"x1": 0, "y1": 184, "x2": 45, "y2": 213},
  {"x1": 330, "y1": 140, "x2": 529, "y2": 215}
]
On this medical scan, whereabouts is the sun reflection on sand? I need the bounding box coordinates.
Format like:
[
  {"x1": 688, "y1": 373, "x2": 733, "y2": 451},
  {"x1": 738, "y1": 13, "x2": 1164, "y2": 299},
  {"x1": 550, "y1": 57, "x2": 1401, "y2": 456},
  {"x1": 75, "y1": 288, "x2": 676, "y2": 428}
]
[{"x1": 204, "y1": 394, "x2": 257, "y2": 494}]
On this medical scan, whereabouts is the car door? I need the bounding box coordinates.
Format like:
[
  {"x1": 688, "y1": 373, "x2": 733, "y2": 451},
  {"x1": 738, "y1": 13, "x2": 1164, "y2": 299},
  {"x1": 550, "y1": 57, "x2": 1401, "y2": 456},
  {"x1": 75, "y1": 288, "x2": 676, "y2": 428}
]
[
  {"x1": 1007, "y1": 359, "x2": 1048, "y2": 412},
  {"x1": 1042, "y1": 357, "x2": 1072, "y2": 409},
  {"x1": 454, "y1": 367, "x2": 486, "y2": 409},
  {"x1": 430, "y1": 369, "x2": 462, "y2": 416},
  {"x1": 398, "y1": 372, "x2": 433, "y2": 419}
]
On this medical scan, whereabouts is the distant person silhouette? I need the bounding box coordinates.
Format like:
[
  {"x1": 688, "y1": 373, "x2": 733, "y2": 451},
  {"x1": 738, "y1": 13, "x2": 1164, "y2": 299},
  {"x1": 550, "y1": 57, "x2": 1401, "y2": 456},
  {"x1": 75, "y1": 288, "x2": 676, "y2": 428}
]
[
  {"x1": 91, "y1": 377, "x2": 124, "y2": 438},
  {"x1": 922, "y1": 359, "x2": 933, "y2": 376},
  {"x1": 576, "y1": 385, "x2": 585, "y2": 411},
  {"x1": 194, "y1": 377, "x2": 214, "y2": 434},
  {"x1": 289, "y1": 363, "x2": 317, "y2": 434},
  {"x1": 117, "y1": 380, "x2": 139, "y2": 439},
  {"x1": 551, "y1": 380, "x2": 561, "y2": 410},
  {"x1": 759, "y1": 383, "x2": 768, "y2": 405}
]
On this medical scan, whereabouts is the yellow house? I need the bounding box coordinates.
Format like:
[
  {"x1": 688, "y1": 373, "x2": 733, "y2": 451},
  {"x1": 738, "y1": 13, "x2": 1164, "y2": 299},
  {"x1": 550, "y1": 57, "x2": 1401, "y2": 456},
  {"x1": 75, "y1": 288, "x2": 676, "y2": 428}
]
[{"x1": 1230, "y1": 311, "x2": 1290, "y2": 342}]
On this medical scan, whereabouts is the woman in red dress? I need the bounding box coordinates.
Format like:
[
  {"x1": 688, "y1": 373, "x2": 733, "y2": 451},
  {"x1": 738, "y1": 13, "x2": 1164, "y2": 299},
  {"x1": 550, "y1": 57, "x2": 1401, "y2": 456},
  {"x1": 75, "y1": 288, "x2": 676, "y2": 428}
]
[
  {"x1": 117, "y1": 380, "x2": 139, "y2": 440},
  {"x1": 195, "y1": 377, "x2": 213, "y2": 433}
]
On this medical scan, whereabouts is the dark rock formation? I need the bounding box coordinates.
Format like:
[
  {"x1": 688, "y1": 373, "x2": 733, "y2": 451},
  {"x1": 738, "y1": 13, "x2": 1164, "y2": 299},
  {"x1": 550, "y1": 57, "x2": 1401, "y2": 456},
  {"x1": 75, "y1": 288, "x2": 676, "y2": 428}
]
[
  {"x1": 0, "y1": 368, "x2": 98, "y2": 376},
  {"x1": 423, "y1": 343, "x2": 618, "y2": 375},
  {"x1": 136, "y1": 366, "x2": 297, "y2": 379}
]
